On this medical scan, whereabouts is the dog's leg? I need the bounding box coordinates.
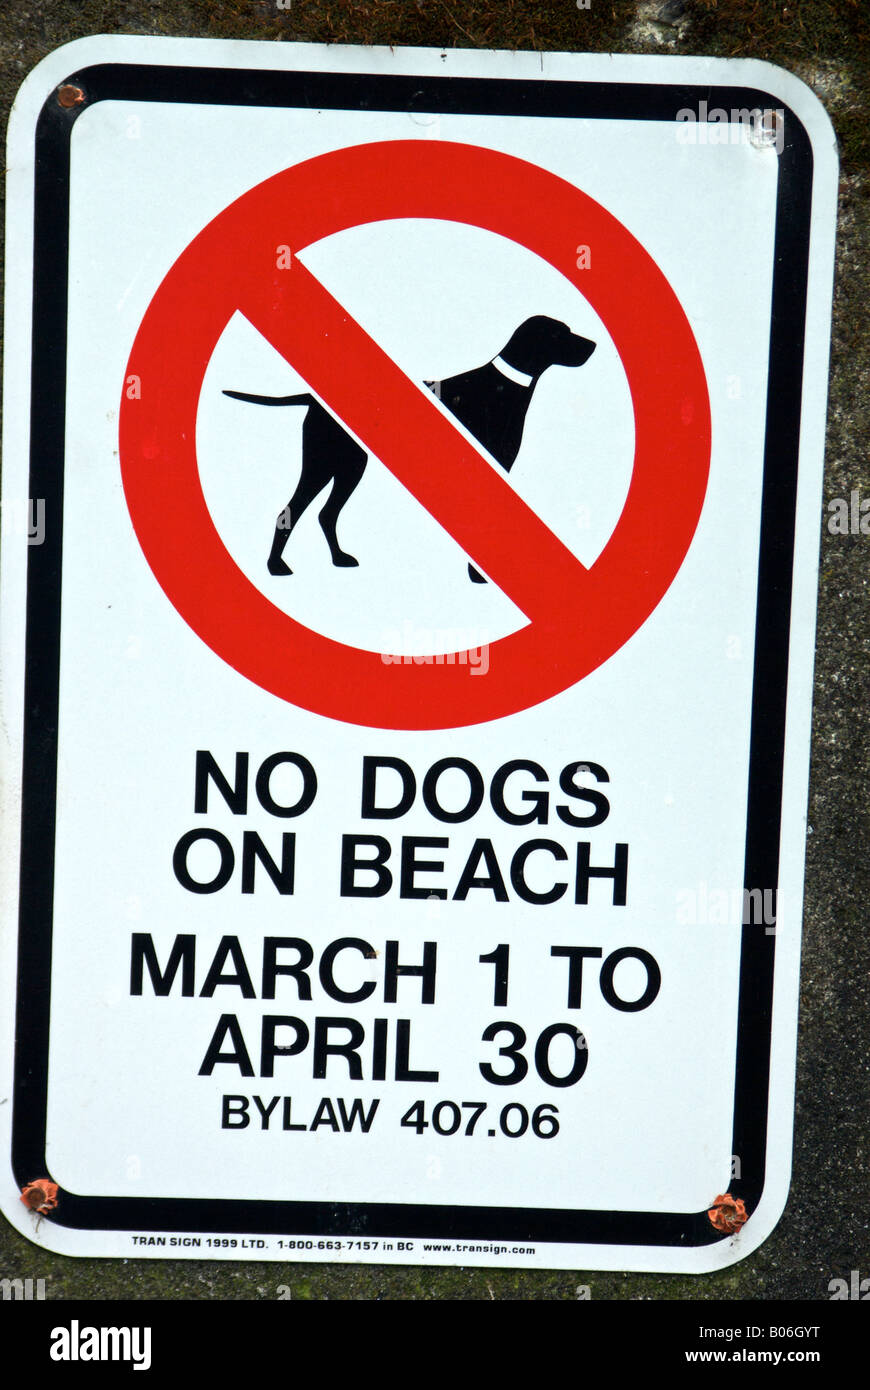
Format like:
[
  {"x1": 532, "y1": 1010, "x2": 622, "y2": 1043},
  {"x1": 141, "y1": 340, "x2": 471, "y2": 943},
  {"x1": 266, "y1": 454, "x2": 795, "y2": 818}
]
[
  {"x1": 267, "y1": 511, "x2": 295, "y2": 576},
  {"x1": 268, "y1": 463, "x2": 334, "y2": 576},
  {"x1": 318, "y1": 449, "x2": 367, "y2": 568}
]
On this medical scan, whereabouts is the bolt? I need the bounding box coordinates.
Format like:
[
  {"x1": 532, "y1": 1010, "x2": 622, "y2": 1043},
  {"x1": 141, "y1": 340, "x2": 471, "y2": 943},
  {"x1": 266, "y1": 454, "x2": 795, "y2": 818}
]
[{"x1": 57, "y1": 84, "x2": 86, "y2": 109}]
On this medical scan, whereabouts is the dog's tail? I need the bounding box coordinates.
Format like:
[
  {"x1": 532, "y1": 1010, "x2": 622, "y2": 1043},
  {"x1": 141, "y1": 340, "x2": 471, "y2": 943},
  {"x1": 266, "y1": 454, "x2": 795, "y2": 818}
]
[{"x1": 223, "y1": 390, "x2": 314, "y2": 407}]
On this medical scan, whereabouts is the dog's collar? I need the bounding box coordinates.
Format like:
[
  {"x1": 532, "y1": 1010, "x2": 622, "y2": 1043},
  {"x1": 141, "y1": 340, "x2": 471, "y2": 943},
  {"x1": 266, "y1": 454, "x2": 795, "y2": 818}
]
[{"x1": 492, "y1": 356, "x2": 534, "y2": 388}]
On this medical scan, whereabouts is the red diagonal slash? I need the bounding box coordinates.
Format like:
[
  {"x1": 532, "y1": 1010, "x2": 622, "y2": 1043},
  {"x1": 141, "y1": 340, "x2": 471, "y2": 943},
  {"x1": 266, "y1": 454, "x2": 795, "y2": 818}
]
[
  {"x1": 120, "y1": 140, "x2": 710, "y2": 728},
  {"x1": 241, "y1": 260, "x2": 588, "y2": 627}
]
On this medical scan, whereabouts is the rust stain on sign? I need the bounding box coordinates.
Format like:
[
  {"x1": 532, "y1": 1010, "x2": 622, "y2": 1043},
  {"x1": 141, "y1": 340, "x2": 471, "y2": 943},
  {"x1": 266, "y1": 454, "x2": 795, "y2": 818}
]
[
  {"x1": 707, "y1": 1193, "x2": 748, "y2": 1234},
  {"x1": 57, "y1": 84, "x2": 85, "y2": 108},
  {"x1": 19, "y1": 1178, "x2": 59, "y2": 1215}
]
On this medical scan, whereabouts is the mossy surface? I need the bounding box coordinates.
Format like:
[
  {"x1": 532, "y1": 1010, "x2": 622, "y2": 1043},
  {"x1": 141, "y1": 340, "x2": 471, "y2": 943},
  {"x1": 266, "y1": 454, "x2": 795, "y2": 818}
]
[{"x1": 1, "y1": 0, "x2": 867, "y2": 1301}]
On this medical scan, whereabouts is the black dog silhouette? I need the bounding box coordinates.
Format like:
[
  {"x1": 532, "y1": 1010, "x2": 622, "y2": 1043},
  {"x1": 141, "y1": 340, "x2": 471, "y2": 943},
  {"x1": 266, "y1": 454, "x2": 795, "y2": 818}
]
[{"x1": 224, "y1": 315, "x2": 595, "y2": 581}]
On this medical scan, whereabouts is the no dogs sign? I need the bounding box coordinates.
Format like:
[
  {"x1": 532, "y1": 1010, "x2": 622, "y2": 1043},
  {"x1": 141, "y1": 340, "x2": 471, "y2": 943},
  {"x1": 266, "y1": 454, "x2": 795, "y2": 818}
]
[{"x1": 0, "y1": 39, "x2": 837, "y2": 1270}]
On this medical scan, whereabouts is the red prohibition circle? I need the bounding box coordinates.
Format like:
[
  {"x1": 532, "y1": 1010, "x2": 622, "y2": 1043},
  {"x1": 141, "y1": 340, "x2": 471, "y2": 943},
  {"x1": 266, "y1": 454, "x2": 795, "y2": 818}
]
[{"x1": 120, "y1": 140, "x2": 710, "y2": 730}]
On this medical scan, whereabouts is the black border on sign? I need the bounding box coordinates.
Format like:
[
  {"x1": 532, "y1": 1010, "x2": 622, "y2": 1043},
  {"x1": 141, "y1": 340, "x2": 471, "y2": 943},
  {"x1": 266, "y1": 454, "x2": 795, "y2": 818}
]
[{"x1": 12, "y1": 63, "x2": 813, "y2": 1253}]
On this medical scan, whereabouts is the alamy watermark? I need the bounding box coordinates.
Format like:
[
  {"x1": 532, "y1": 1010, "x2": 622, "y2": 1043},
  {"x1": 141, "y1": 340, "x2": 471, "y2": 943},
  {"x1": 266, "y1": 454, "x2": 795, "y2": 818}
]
[
  {"x1": 828, "y1": 1270, "x2": 869, "y2": 1300},
  {"x1": 0, "y1": 496, "x2": 45, "y2": 545},
  {"x1": 676, "y1": 102, "x2": 785, "y2": 155},
  {"x1": 1, "y1": 1276, "x2": 47, "y2": 1300},
  {"x1": 676, "y1": 882, "x2": 780, "y2": 933},
  {"x1": 380, "y1": 622, "x2": 489, "y2": 676},
  {"x1": 50, "y1": 1321, "x2": 151, "y2": 1371},
  {"x1": 827, "y1": 489, "x2": 870, "y2": 535}
]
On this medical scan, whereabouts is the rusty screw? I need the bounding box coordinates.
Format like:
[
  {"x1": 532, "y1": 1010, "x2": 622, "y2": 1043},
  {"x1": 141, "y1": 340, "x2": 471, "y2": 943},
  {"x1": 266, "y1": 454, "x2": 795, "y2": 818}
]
[
  {"x1": 57, "y1": 84, "x2": 86, "y2": 109},
  {"x1": 20, "y1": 1178, "x2": 59, "y2": 1215},
  {"x1": 707, "y1": 1192, "x2": 748, "y2": 1234}
]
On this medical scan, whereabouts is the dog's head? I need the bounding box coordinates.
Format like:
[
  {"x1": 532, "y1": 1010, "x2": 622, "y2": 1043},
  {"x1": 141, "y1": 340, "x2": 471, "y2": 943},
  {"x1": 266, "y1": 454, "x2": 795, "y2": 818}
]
[{"x1": 501, "y1": 316, "x2": 596, "y2": 377}]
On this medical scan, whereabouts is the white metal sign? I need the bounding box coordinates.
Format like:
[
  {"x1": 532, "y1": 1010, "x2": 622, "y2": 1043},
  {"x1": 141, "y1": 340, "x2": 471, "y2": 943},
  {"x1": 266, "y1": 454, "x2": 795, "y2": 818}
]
[{"x1": 0, "y1": 38, "x2": 837, "y2": 1270}]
